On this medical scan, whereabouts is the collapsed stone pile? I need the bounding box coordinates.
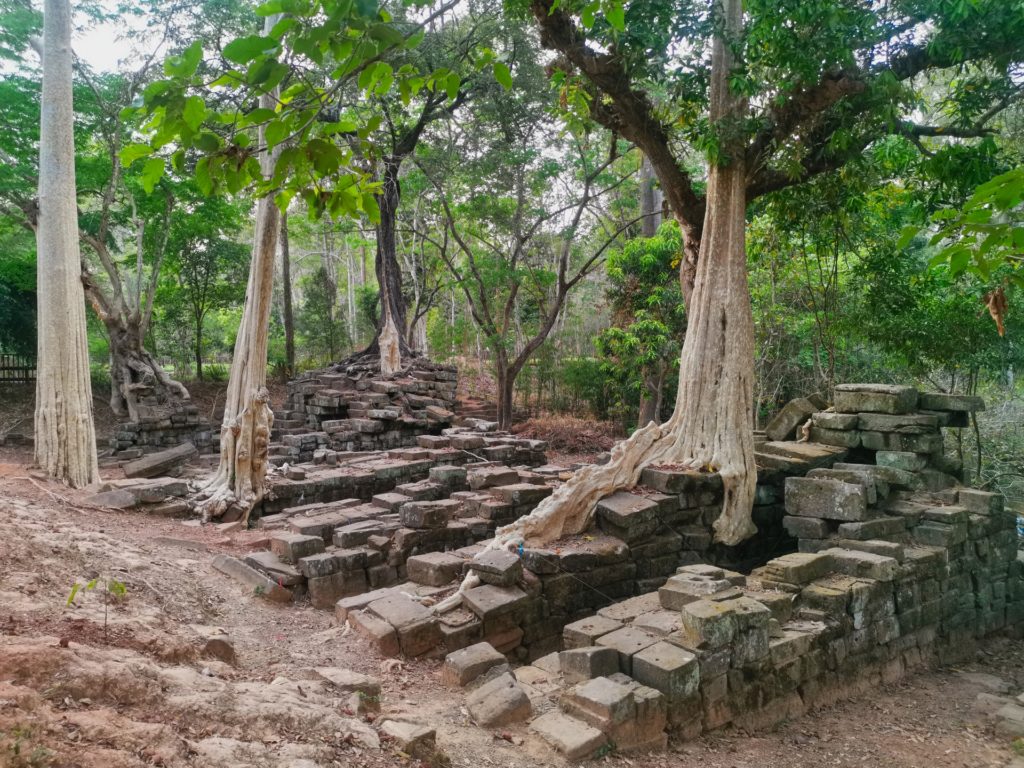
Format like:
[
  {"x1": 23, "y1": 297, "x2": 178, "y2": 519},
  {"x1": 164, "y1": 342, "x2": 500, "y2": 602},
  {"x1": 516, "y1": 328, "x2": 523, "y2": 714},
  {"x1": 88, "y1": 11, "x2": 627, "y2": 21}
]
[
  {"x1": 276, "y1": 358, "x2": 459, "y2": 460},
  {"x1": 110, "y1": 402, "x2": 214, "y2": 458}
]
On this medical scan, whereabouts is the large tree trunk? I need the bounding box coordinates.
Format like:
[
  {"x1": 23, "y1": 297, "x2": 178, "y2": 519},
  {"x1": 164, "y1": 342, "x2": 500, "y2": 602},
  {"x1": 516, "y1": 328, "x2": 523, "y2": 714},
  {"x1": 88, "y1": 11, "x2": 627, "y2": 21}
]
[
  {"x1": 34, "y1": 0, "x2": 98, "y2": 488},
  {"x1": 107, "y1": 317, "x2": 190, "y2": 421},
  {"x1": 436, "y1": 0, "x2": 755, "y2": 612},
  {"x1": 196, "y1": 15, "x2": 281, "y2": 522},
  {"x1": 281, "y1": 210, "x2": 295, "y2": 376}
]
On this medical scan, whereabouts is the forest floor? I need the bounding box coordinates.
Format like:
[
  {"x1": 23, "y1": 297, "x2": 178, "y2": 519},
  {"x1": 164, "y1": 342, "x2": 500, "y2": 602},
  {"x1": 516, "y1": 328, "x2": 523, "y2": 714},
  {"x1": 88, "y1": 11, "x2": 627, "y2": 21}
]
[{"x1": 1, "y1": 454, "x2": 1024, "y2": 768}]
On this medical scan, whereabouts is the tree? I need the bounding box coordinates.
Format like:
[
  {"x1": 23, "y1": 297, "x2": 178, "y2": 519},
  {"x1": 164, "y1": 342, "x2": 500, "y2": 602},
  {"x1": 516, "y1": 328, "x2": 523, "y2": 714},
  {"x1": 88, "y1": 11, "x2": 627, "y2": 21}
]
[
  {"x1": 483, "y1": 0, "x2": 1024, "y2": 548},
  {"x1": 280, "y1": 209, "x2": 296, "y2": 375},
  {"x1": 34, "y1": 0, "x2": 98, "y2": 487},
  {"x1": 596, "y1": 221, "x2": 686, "y2": 428},
  {"x1": 418, "y1": 104, "x2": 642, "y2": 429},
  {"x1": 162, "y1": 191, "x2": 249, "y2": 380}
]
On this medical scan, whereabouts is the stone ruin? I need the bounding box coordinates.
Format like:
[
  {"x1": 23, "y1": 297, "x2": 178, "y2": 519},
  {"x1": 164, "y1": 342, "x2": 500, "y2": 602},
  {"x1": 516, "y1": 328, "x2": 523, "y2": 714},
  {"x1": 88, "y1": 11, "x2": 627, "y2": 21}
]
[
  {"x1": 124, "y1": 379, "x2": 1021, "y2": 760},
  {"x1": 275, "y1": 357, "x2": 459, "y2": 461},
  {"x1": 110, "y1": 400, "x2": 214, "y2": 459}
]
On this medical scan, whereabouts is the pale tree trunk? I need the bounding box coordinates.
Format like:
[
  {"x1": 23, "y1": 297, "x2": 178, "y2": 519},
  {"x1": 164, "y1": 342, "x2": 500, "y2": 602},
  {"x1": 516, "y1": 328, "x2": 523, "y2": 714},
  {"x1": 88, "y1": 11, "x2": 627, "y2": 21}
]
[
  {"x1": 34, "y1": 0, "x2": 98, "y2": 488},
  {"x1": 281, "y1": 210, "x2": 295, "y2": 376},
  {"x1": 640, "y1": 153, "x2": 662, "y2": 238},
  {"x1": 436, "y1": 0, "x2": 755, "y2": 612},
  {"x1": 197, "y1": 15, "x2": 281, "y2": 522}
]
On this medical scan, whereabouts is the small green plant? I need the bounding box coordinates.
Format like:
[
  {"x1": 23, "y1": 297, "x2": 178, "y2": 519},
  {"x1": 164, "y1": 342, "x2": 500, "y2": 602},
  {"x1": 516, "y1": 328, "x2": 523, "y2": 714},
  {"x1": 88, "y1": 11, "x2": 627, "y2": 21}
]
[
  {"x1": 1012, "y1": 737, "x2": 1024, "y2": 756},
  {"x1": 65, "y1": 576, "x2": 128, "y2": 642},
  {"x1": 2, "y1": 726, "x2": 54, "y2": 767}
]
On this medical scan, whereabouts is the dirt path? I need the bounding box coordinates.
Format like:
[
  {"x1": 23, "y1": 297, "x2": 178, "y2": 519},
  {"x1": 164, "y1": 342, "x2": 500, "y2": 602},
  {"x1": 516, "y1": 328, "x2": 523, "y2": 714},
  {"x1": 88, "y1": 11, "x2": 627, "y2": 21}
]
[{"x1": 1, "y1": 464, "x2": 1022, "y2": 768}]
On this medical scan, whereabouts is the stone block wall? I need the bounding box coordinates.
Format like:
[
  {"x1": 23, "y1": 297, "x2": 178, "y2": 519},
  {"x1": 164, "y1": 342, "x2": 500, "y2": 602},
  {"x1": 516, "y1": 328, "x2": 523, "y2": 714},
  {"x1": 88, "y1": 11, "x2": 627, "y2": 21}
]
[
  {"x1": 279, "y1": 358, "x2": 460, "y2": 458},
  {"x1": 110, "y1": 402, "x2": 214, "y2": 458}
]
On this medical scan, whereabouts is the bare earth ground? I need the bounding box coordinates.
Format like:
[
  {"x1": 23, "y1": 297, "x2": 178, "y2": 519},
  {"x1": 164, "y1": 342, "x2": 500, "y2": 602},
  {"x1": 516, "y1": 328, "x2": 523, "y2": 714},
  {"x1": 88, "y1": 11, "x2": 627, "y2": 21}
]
[{"x1": 1, "y1": 452, "x2": 1023, "y2": 768}]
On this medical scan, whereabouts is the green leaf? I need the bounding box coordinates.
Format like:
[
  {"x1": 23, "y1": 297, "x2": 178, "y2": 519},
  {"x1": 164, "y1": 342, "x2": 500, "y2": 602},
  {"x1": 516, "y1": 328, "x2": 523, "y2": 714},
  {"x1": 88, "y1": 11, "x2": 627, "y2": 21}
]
[
  {"x1": 255, "y1": 0, "x2": 283, "y2": 15},
  {"x1": 895, "y1": 224, "x2": 918, "y2": 250},
  {"x1": 265, "y1": 118, "x2": 290, "y2": 148},
  {"x1": 362, "y1": 191, "x2": 380, "y2": 222},
  {"x1": 445, "y1": 72, "x2": 460, "y2": 101},
  {"x1": 140, "y1": 157, "x2": 165, "y2": 193},
  {"x1": 183, "y1": 95, "x2": 206, "y2": 131},
  {"x1": 368, "y1": 22, "x2": 405, "y2": 47},
  {"x1": 66, "y1": 583, "x2": 81, "y2": 606},
  {"x1": 120, "y1": 143, "x2": 152, "y2": 167},
  {"x1": 195, "y1": 157, "x2": 214, "y2": 195},
  {"x1": 195, "y1": 132, "x2": 221, "y2": 152},
  {"x1": 605, "y1": 1, "x2": 625, "y2": 31},
  {"x1": 164, "y1": 40, "x2": 203, "y2": 78},
  {"x1": 223, "y1": 35, "x2": 278, "y2": 64},
  {"x1": 493, "y1": 62, "x2": 512, "y2": 90}
]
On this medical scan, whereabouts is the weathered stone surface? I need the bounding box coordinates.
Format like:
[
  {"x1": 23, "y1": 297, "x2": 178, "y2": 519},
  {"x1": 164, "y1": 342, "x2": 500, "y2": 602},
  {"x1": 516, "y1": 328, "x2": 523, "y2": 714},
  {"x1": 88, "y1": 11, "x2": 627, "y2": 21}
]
[
  {"x1": 400, "y1": 499, "x2": 460, "y2": 529},
  {"x1": 809, "y1": 426, "x2": 861, "y2": 448},
  {"x1": 269, "y1": 532, "x2": 325, "y2": 563},
  {"x1": 753, "y1": 552, "x2": 833, "y2": 585},
  {"x1": 244, "y1": 550, "x2": 304, "y2": 586},
  {"x1": 834, "y1": 384, "x2": 918, "y2": 414},
  {"x1": 876, "y1": 451, "x2": 928, "y2": 472},
  {"x1": 595, "y1": 627, "x2": 660, "y2": 674},
  {"x1": 368, "y1": 593, "x2": 441, "y2": 656},
  {"x1": 782, "y1": 515, "x2": 830, "y2": 539},
  {"x1": 784, "y1": 477, "x2": 869, "y2": 521},
  {"x1": 563, "y1": 615, "x2": 623, "y2": 649},
  {"x1": 378, "y1": 720, "x2": 436, "y2": 759},
  {"x1": 467, "y1": 466, "x2": 518, "y2": 490},
  {"x1": 835, "y1": 510, "x2": 904, "y2": 538},
  {"x1": 406, "y1": 551, "x2": 465, "y2": 586},
  {"x1": 462, "y1": 584, "x2": 528, "y2": 620},
  {"x1": 765, "y1": 397, "x2": 818, "y2": 441},
  {"x1": 958, "y1": 488, "x2": 1004, "y2": 515},
  {"x1": 822, "y1": 547, "x2": 899, "y2": 581},
  {"x1": 298, "y1": 549, "x2": 367, "y2": 578},
  {"x1": 314, "y1": 667, "x2": 382, "y2": 698},
  {"x1": 562, "y1": 676, "x2": 635, "y2": 730},
  {"x1": 489, "y1": 483, "x2": 552, "y2": 505},
  {"x1": 632, "y1": 641, "x2": 699, "y2": 701},
  {"x1": 122, "y1": 441, "x2": 197, "y2": 478},
  {"x1": 857, "y1": 412, "x2": 938, "y2": 433},
  {"x1": 308, "y1": 570, "x2": 367, "y2": 608},
  {"x1": 560, "y1": 646, "x2": 620, "y2": 683},
  {"x1": 470, "y1": 549, "x2": 523, "y2": 586},
  {"x1": 465, "y1": 672, "x2": 531, "y2": 726},
  {"x1": 676, "y1": 599, "x2": 736, "y2": 650},
  {"x1": 348, "y1": 610, "x2": 400, "y2": 656},
  {"x1": 442, "y1": 642, "x2": 507, "y2": 687},
  {"x1": 212, "y1": 554, "x2": 292, "y2": 603},
  {"x1": 918, "y1": 392, "x2": 985, "y2": 412},
  {"x1": 83, "y1": 489, "x2": 138, "y2": 509},
  {"x1": 529, "y1": 710, "x2": 607, "y2": 760},
  {"x1": 659, "y1": 574, "x2": 733, "y2": 610},
  {"x1": 812, "y1": 412, "x2": 859, "y2": 430},
  {"x1": 860, "y1": 430, "x2": 944, "y2": 454}
]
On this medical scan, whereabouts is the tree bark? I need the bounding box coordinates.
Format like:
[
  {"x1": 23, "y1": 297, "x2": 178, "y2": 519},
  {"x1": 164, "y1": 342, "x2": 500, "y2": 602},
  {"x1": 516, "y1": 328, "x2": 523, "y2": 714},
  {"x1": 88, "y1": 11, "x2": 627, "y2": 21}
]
[
  {"x1": 281, "y1": 210, "x2": 295, "y2": 376},
  {"x1": 34, "y1": 0, "x2": 98, "y2": 488},
  {"x1": 640, "y1": 153, "x2": 662, "y2": 238},
  {"x1": 373, "y1": 157, "x2": 412, "y2": 373},
  {"x1": 196, "y1": 15, "x2": 281, "y2": 522}
]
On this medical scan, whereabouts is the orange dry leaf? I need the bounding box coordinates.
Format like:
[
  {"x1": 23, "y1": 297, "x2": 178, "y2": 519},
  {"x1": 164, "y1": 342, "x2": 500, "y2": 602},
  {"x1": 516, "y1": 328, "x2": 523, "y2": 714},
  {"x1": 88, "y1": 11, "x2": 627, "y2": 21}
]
[{"x1": 984, "y1": 287, "x2": 1009, "y2": 337}]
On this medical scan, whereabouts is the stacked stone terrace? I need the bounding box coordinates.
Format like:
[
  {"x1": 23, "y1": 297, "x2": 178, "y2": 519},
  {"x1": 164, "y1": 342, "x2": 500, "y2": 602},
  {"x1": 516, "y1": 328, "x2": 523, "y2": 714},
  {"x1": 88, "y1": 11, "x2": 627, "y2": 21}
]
[
  {"x1": 110, "y1": 400, "x2": 214, "y2": 458},
  {"x1": 274, "y1": 357, "x2": 459, "y2": 461},
  {"x1": 260, "y1": 382, "x2": 1020, "y2": 761}
]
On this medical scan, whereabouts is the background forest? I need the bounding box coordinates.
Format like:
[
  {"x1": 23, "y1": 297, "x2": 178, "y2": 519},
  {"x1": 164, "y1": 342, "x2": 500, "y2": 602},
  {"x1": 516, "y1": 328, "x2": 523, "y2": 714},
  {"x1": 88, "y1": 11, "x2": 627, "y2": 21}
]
[{"x1": 1, "y1": 0, "x2": 1022, "y2": 503}]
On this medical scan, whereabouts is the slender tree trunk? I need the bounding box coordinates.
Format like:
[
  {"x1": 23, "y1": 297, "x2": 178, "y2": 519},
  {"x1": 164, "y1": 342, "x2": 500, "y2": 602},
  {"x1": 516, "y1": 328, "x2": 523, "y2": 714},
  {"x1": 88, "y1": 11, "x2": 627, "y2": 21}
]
[
  {"x1": 345, "y1": 247, "x2": 356, "y2": 350},
  {"x1": 373, "y1": 158, "x2": 411, "y2": 373},
  {"x1": 197, "y1": 14, "x2": 281, "y2": 522},
  {"x1": 194, "y1": 313, "x2": 204, "y2": 382},
  {"x1": 281, "y1": 210, "x2": 295, "y2": 376},
  {"x1": 640, "y1": 153, "x2": 662, "y2": 238},
  {"x1": 495, "y1": 351, "x2": 515, "y2": 430},
  {"x1": 34, "y1": 0, "x2": 98, "y2": 487}
]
